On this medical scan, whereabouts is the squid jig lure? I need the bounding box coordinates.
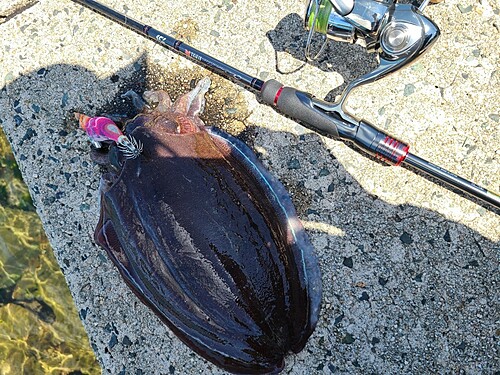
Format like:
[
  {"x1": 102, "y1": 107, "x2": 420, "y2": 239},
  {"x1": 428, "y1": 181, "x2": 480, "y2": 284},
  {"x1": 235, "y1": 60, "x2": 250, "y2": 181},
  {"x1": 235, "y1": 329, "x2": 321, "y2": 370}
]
[{"x1": 75, "y1": 113, "x2": 143, "y2": 159}]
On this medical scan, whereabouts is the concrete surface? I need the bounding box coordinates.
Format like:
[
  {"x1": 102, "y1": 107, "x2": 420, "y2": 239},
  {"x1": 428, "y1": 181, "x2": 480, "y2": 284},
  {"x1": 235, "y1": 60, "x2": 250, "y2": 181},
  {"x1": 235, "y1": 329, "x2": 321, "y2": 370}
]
[{"x1": 0, "y1": 0, "x2": 499, "y2": 374}]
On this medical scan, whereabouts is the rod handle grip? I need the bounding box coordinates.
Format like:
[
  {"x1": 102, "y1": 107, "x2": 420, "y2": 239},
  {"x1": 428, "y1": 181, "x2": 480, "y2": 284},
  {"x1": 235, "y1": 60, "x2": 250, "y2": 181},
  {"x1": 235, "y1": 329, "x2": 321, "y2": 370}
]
[{"x1": 261, "y1": 80, "x2": 339, "y2": 137}]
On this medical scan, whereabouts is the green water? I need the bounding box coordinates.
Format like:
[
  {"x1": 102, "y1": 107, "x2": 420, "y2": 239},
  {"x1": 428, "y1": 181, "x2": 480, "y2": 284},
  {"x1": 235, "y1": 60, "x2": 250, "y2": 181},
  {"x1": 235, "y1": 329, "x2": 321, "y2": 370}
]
[{"x1": 0, "y1": 128, "x2": 100, "y2": 374}]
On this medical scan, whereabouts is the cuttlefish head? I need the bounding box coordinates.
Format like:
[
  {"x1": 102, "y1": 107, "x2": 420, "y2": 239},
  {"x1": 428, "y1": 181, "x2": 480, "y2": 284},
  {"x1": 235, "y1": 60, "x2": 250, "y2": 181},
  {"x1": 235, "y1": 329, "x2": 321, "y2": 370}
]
[{"x1": 141, "y1": 77, "x2": 211, "y2": 134}]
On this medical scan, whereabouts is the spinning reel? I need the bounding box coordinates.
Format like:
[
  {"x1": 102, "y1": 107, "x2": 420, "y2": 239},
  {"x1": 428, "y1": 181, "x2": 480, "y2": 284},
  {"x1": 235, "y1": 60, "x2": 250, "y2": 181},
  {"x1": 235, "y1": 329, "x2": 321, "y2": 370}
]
[{"x1": 304, "y1": 0, "x2": 440, "y2": 116}]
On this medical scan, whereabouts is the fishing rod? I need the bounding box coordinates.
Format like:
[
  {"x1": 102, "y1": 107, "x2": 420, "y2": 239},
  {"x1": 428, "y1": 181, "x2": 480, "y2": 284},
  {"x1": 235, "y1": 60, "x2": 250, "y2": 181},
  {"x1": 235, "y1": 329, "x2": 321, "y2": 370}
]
[{"x1": 70, "y1": 0, "x2": 500, "y2": 210}]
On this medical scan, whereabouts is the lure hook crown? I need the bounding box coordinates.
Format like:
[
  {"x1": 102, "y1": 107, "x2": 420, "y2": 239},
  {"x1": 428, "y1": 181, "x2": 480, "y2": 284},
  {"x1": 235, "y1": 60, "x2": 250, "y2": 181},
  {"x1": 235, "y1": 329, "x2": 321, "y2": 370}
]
[{"x1": 117, "y1": 135, "x2": 143, "y2": 160}]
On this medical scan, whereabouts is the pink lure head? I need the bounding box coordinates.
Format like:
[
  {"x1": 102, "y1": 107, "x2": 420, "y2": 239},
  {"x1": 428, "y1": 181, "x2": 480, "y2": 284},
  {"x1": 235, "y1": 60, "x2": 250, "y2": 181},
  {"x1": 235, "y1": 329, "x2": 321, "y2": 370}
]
[
  {"x1": 76, "y1": 113, "x2": 123, "y2": 143},
  {"x1": 75, "y1": 113, "x2": 143, "y2": 159}
]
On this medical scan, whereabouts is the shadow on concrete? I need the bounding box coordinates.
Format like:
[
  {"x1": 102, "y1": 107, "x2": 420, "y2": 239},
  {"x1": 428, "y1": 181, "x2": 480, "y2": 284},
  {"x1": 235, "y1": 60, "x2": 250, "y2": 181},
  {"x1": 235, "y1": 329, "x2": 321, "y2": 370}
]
[
  {"x1": 0, "y1": 56, "x2": 498, "y2": 374},
  {"x1": 266, "y1": 13, "x2": 378, "y2": 100}
]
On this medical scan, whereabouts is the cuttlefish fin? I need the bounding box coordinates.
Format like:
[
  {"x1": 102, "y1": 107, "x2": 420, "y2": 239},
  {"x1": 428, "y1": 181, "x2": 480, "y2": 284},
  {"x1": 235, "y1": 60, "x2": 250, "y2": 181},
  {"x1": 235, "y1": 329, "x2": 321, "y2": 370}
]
[{"x1": 95, "y1": 219, "x2": 130, "y2": 268}]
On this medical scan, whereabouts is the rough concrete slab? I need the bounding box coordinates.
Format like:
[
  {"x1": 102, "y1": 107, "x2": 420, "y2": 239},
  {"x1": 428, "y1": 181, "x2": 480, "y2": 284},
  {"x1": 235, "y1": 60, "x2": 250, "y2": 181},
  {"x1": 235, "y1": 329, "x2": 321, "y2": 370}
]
[{"x1": 0, "y1": 0, "x2": 498, "y2": 374}]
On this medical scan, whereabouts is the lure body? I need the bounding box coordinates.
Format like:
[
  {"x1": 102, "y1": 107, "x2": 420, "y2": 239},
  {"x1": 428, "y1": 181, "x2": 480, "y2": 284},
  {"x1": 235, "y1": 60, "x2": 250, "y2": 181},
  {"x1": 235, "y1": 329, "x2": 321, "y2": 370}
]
[
  {"x1": 76, "y1": 114, "x2": 143, "y2": 159},
  {"x1": 92, "y1": 78, "x2": 322, "y2": 374}
]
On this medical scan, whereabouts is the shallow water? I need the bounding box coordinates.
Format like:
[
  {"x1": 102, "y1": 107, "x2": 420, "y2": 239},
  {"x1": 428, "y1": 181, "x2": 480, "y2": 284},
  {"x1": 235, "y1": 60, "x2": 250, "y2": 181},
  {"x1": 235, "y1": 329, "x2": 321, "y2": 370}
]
[{"x1": 0, "y1": 128, "x2": 100, "y2": 374}]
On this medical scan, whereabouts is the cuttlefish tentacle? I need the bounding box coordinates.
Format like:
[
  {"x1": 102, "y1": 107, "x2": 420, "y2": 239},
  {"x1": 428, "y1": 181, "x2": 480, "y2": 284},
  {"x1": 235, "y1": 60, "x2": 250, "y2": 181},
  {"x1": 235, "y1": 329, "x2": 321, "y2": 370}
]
[
  {"x1": 121, "y1": 90, "x2": 148, "y2": 111},
  {"x1": 143, "y1": 90, "x2": 173, "y2": 113},
  {"x1": 173, "y1": 77, "x2": 211, "y2": 118},
  {"x1": 164, "y1": 77, "x2": 211, "y2": 134}
]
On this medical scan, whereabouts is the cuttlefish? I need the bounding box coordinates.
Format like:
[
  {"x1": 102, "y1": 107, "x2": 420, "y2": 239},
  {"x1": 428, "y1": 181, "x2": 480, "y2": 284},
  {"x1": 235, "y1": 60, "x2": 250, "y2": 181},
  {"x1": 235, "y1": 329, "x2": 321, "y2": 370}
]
[{"x1": 77, "y1": 78, "x2": 322, "y2": 374}]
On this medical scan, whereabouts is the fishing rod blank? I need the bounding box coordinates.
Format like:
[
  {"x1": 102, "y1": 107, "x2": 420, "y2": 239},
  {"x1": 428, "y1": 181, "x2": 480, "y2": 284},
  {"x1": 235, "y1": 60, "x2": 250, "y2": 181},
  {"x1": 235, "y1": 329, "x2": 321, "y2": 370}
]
[
  {"x1": 70, "y1": 0, "x2": 500, "y2": 210},
  {"x1": 71, "y1": 0, "x2": 263, "y2": 92}
]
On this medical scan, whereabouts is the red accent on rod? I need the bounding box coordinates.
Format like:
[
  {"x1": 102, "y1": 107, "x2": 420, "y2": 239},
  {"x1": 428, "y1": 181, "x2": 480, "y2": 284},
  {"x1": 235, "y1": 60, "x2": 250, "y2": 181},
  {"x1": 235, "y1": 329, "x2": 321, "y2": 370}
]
[
  {"x1": 375, "y1": 136, "x2": 410, "y2": 166},
  {"x1": 274, "y1": 86, "x2": 284, "y2": 106},
  {"x1": 395, "y1": 145, "x2": 410, "y2": 166}
]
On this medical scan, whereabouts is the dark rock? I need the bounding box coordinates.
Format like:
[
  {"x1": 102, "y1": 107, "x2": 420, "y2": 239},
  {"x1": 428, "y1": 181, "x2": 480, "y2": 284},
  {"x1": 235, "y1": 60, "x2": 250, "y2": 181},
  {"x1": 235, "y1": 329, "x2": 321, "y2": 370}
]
[
  {"x1": 443, "y1": 229, "x2": 451, "y2": 242},
  {"x1": 122, "y1": 336, "x2": 133, "y2": 346},
  {"x1": 359, "y1": 291, "x2": 369, "y2": 301},
  {"x1": 61, "y1": 92, "x2": 69, "y2": 108},
  {"x1": 13, "y1": 115, "x2": 23, "y2": 126},
  {"x1": 108, "y1": 333, "x2": 118, "y2": 349},
  {"x1": 400, "y1": 231, "x2": 413, "y2": 244},
  {"x1": 306, "y1": 208, "x2": 320, "y2": 217},
  {"x1": 319, "y1": 167, "x2": 330, "y2": 176},
  {"x1": 328, "y1": 364, "x2": 338, "y2": 373},
  {"x1": 47, "y1": 155, "x2": 60, "y2": 164},
  {"x1": 37, "y1": 68, "x2": 47, "y2": 77},
  {"x1": 466, "y1": 260, "x2": 479, "y2": 268},
  {"x1": 79, "y1": 308, "x2": 88, "y2": 320},
  {"x1": 19, "y1": 128, "x2": 37, "y2": 145},
  {"x1": 287, "y1": 158, "x2": 300, "y2": 170},
  {"x1": 342, "y1": 333, "x2": 355, "y2": 344},
  {"x1": 334, "y1": 312, "x2": 344, "y2": 325},
  {"x1": 343, "y1": 257, "x2": 353, "y2": 268}
]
